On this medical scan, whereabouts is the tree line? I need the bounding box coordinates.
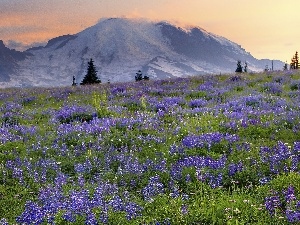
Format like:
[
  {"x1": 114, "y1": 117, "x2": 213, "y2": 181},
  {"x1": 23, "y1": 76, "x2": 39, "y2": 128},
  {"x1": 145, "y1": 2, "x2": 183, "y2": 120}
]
[
  {"x1": 235, "y1": 51, "x2": 299, "y2": 74},
  {"x1": 76, "y1": 51, "x2": 300, "y2": 85},
  {"x1": 73, "y1": 58, "x2": 149, "y2": 86}
]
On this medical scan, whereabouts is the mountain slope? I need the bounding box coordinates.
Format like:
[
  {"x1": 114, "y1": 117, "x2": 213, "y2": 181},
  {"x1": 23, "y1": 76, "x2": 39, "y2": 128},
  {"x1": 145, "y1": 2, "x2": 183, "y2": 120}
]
[
  {"x1": 0, "y1": 40, "x2": 32, "y2": 82},
  {"x1": 0, "y1": 18, "x2": 283, "y2": 87}
]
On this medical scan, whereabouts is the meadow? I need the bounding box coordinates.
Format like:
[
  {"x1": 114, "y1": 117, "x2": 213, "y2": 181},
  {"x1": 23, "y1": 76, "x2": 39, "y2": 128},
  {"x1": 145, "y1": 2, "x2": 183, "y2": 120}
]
[{"x1": 1, "y1": 71, "x2": 300, "y2": 224}]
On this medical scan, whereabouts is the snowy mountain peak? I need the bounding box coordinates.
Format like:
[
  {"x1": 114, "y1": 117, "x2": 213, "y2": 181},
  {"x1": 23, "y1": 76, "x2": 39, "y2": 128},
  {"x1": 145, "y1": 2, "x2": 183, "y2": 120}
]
[
  {"x1": 0, "y1": 18, "x2": 283, "y2": 88},
  {"x1": 44, "y1": 35, "x2": 77, "y2": 49}
]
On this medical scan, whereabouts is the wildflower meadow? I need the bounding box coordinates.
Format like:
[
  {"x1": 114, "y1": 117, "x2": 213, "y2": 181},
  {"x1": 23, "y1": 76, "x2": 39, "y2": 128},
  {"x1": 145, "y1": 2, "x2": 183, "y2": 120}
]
[{"x1": 1, "y1": 71, "x2": 300, "y2": 224}]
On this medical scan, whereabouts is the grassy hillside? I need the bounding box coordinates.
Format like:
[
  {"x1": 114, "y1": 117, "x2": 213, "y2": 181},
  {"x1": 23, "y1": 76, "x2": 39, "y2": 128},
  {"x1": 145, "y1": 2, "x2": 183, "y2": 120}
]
[{"x1": 1, "y1": 70, "x2": 300, "y2": 224}]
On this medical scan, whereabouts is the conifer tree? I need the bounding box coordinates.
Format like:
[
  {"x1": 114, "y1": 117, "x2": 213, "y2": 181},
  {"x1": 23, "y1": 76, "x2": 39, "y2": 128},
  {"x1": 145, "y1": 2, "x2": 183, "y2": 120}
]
[
  {"x1": 283, "y1": 61, "x2": 288, "y2": 70},
  {"x1": 296, "y1": 51, "x2": 300, "y2": 69},
  {"x1": 80, "y1": 58, "x2": 101, "y2": 85},
  {"x1": 72, "y1": 76, "x2": 77, "y2": 86},
  {"x1": 135, "y1": 70, "x2": 150, "y2": 81},
  {"x1": 244, "y1": 61, "x2": 248, "y2": 73},
  {"x1": 265, "y1": 65, "x2": 269, "y2": 72},
  {"x1": 290, "y1": 51, "x2": 299, "y2": 70},
  {"x1": 135, "y1": 70, "x2": 143, "y2": 81},
  {"x1": 235, "y1": 60, "x2": 243, "y2": 73}
]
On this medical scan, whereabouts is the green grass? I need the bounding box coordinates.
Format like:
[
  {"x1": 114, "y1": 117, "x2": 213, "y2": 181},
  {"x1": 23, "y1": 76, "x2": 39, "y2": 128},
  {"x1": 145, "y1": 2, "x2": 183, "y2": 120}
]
[{"x1": 1, "y1": 71, "x2": 300, "y2": 224}]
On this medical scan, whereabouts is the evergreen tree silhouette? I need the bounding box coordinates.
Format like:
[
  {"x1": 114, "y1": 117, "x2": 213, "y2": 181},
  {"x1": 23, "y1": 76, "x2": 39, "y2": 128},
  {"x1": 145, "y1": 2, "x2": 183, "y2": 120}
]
[
  {"x1": 135, "y1": 70, "x2": 143, "y2": 81},
  {"x1": 135, "y1": 70, "x2": 150, "y2": 81},
  {"x1": 296, "y1": 51, "x2": 300, "y2": 69},
  {"x1": 72, "y1": 76, "x2": 77, "y2": 86},
  {"x1": 235, "y1": 60, "x2": 243, "y2": 73},
  {"x1": 283, "y1": 61, "x2": 288, "y2": 70},
  {"x1": 265, "y1": 65, "x2": 269, "y2": 72},
  {"x1": 290, "y1": 51, "x2": 299, "y2": 70},
  {"x1": 244, "y1": 61, "x2": 248, "y2": 73},
  {"x1": 80, "y1": 58, "x2": 101, "y2": 85}
]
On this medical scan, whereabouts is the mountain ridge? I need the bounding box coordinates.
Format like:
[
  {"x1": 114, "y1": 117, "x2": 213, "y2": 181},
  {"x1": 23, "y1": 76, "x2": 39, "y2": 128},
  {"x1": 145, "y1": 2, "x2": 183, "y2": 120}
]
[{"x1": 0, "y1": 18, "x2": 283, "y2": 87}]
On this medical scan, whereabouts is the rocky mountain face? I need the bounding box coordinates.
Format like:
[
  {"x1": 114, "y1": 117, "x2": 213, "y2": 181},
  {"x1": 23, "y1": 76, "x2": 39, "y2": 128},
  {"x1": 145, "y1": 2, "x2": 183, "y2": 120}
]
[
  {"x1": 0, "y1": 40, "x2": 32, "y2": 82},
  {"x1": 0, "y1": 18, "x2": 283, "y2": 87}
]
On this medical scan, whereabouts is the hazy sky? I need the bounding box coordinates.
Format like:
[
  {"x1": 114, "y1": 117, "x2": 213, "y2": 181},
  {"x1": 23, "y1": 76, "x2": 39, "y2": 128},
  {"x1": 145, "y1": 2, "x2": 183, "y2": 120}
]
[{"x1": 1, "y1": 0, "x2": 299, "y2": 61}]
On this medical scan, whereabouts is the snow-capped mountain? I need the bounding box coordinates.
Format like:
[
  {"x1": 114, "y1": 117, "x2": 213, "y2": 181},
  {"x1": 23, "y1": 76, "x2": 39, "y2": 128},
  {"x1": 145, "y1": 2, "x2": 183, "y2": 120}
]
[
  {"x1": 0, "y1": 18, "x2": 283, "y2": 87},
  {"x1": 0, "y1": 40, "x2": 33, "y2": 83}
]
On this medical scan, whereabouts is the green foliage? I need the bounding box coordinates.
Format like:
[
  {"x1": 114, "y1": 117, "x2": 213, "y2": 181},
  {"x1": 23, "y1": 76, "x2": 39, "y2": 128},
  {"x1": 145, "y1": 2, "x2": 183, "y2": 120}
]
[
  {"x1": 0, "y1": 183, "x2": 38, "y2": 224},
  {"x1": 92, "y1": 91, "x2": 113, "y2": 118},
  {"x1": 256, "y1": 173, "x2": 300, "y2": 199},
  {"x1": 122, "y1": 101, "x2": 141, "y2": 112},
  {"x1": 2, "y1": 71, "x2": 300, "y2": 224},
  {"x1": 186, "y1": 91, "x2": 208, "y2": 100},
  {"x1": 290, "y1": 82, "x2": 300, "y2": 90}
]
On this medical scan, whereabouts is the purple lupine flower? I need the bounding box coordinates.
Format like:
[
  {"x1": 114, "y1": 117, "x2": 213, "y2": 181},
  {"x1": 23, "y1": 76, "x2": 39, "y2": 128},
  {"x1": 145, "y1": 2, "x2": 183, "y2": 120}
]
[
  {"x1": 293, "y1": 142, "x2": 300, "y2": 155},
  {"x1": 225, "y1": 134, "x2": 240, "y2": 144},
  {"x1": 244, "y1": 94, "x2": 262, "y2": 108},
  {"x1": 196, "y1": 169, "x2": 206, "y2": 182},
  {"x1": 121, "y1": 157, "x2": 144, "y2": 175},
  {"x1": 99, "y1": 211, "x2": 108, "y2": 224},
  {"x1": 181, "y1": 204, "x2": 188, "y2": 215},
  {"x1": 124, "y1": 202, "x2": 143, "y2": 220},
  {"x1": 170, "y1": 187, "x2": 180, "y2": 198},
  {"x1": 296, "y1": 201, "x2": 300, "y2": 211},
  {"x1": 143, "y1": 159, "x2": 155, "y2": 171},
  {"x1": 85, "y1": 212, "x2": 98, "y2": 225},
  {"x1": 199, "y1": 81, "x2": 214, "y2": 91},
  {"x1": 182, "y1": 132, "x2": 238, "y2": 150},
  {"x1": 163, "y1": 97, "x2": 184, "y2": 106},
  {"x1": 265, "y1": 194, "x2": 281, "y2": 216},
  {"x1": 263, "y1": 82, "x2": 282, "y2": 95},
  {"x1": 182, "y1": 135, "x2": 204, "y2": 149},
  {"x1": 186, "y1": 174, "x2": 192, "y2": 182},
  {"x1": 75, "y1": 163, "x2": 85, "y2": 174},
  {"x1": 182, "y1": 193, "x2": 189, "y2": 201},
  {"x1": 38, "y1": 186, "x2": 64, "y2": 219},
  {"x1": 78, "y1": 175, "x2": 85, "y2": 187},
  {"x1": 259, "y1": 177, "x2": 271, "y2": 185},
  {"x1": 284, "y1": 186, "x2": 296, "y2": 203},
  {"x1": 16, "y1": 201, "x2": 45, "y2": 225},
  {"x1": 53, "y1": 105, "x2": 94, "y2": 123},
  {"x1": 142, "y1": 175, "x2": 164, "y2": 201},
  {"x1": 189, "y1": 98, "x2": 208, "y2": 108},
  {"x1": 54, "y1": 172, "x2": 68, "y2": 187},
  {"x1": 65, "y1": 189, "x2": 91, "y2": 214},
  {"x1": 285, "y1": 210, "x2": 300, "y2": 223},
  {"x1": 229, "y1": 75, "x2": 242, "y2": 82},
  {"x1": 155, "y1": 103, "x2": 167, "y2": 112},
  {"x1": 109, "y1": 195, "x2": 124, "y2": 211},
  {"x1": 228, "y1": 162, "x2": 243, "y2": 177},
  {"x1": 0, "y1": 218, "x2": 8, "y2": 225},
  {"x1": 111, "y1": 86, "x2": 126, "y2": 95},
  {"x1": 155, "y1": 160, "x2": 167, "y2": 172},
  {"x1": 236, "y1": 142, "x2": 251, "y2": 152},
  {"x1": 62, "y1": 210, "x2": 76, "y2": 222},
  {"x1": 12, "y1": 167, "x2": 24, "y2": 183},
  {"x1": 91, "y1": 186, "x2": 105, "y2": 208},
  {"x1": 207, "y1": 172, "x2": 223, "y2": 188}
]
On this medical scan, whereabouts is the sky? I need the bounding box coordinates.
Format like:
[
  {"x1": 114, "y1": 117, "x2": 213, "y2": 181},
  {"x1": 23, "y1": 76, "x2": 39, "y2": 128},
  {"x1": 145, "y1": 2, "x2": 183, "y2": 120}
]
[{"x1": 1, "y1": 0, "x2": 299, "y2": 62}]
